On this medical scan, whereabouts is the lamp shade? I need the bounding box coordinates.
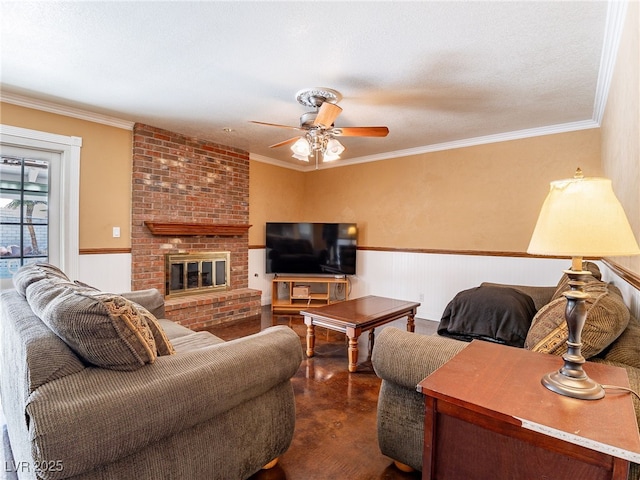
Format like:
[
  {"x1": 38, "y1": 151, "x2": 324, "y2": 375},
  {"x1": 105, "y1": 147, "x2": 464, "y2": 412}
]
[{"x1": 527, "y1": 176, "x2": 640, "y2": 257}]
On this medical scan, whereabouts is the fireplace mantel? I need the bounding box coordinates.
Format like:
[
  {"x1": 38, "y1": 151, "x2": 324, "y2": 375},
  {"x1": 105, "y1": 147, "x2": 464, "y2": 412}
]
[{"x1": 144, "y1": 221, "x2": 251, "y2": 236}]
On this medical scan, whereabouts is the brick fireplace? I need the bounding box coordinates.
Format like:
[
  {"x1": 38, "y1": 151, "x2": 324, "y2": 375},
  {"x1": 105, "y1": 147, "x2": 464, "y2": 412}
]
[{"x1": 131, "y1": 123, "x2": 261, "y2": 330}]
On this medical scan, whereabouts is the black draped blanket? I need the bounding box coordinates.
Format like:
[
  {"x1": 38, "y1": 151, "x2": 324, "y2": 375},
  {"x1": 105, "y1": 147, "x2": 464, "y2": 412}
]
[{"x1": 438, "y1": 286, "x2": 537, "y2": 347}]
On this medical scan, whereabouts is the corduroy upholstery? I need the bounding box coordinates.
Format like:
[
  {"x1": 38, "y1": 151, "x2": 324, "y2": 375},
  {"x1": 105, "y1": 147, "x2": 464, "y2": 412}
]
[
  {"x1": 0, "y1": 264, "x2": 303, "y2": 480},
  {"x1": 372, "y1": 266, "x2": 640, "y2": 477},
  {"x1": 525, "y1": 282, "x2": 630, "y2": 358}
]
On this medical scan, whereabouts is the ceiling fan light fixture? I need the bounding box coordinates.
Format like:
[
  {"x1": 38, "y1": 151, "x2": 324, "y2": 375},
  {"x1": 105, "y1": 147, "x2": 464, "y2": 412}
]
[
  {"x1": 292, "y1": 152, "x2": 310, "y2": 162},
  {"x1": 323, "y1": 151, "x2": 340, "y2": 162},
  {"x1": 325, "y1": 138, "x2": 345, "y2": 156},
  {"x1": 252, "y1": 87, "x2": 389, "y2": 166},
  {"x1": 291, "y1": 137, "x2": 311, "y2": 156}
]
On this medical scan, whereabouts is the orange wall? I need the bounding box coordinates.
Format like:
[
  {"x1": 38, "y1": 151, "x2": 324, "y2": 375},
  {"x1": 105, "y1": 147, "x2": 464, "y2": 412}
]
[
  {"x1": 1, "y1": 102, "x2": 132, "y2": 250},
  {"x1": 601, "y1": 1, "x2": 640, "y2": 276},
  {"x1": 3, "y1": 102, "x2": 603, "y2": 255},
  {"x1": 250, "y1": 129, "x2": 602, "y2": 252},
  {"x1": 248, "y1": 161, "x2": 306, "y2": 245}
]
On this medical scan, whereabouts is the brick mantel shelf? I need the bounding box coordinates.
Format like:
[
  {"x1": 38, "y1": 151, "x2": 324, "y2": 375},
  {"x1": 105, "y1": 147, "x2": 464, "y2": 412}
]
[{"x1": 144, "y1": 222, "x2": 252, "y2": 236}]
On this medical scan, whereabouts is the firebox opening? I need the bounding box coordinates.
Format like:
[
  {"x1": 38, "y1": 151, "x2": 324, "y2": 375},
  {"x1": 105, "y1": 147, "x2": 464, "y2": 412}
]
[{"x1": 165, "y1": 252, "x2": 230, "y2": 298}]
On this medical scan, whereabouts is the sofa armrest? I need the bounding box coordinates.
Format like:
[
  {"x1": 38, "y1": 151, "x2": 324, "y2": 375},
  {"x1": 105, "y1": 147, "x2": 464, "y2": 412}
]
[
  {"x1": 480, "y1": 283, "x2": 555, "y2": 311},
  {"x1": 372, "y1": 327, "x2": 468, "y2": 390},
  {"x1": 120, "y1": 288, "x2": 166, "y2": 318},
  {"x1": 25, "y1": 325, "x2": 303, "y2": 480}
]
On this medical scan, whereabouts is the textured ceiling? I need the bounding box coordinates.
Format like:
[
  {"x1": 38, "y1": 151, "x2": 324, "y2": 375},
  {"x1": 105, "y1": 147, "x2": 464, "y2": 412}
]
[{"x1": 0, "y1": 1, "x2": 623, "y2": 170}]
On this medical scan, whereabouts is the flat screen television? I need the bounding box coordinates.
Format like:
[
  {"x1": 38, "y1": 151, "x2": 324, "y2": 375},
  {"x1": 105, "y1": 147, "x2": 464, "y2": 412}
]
[{"x1": 266, "y1": 222, "x2": 357, "y2": 275}]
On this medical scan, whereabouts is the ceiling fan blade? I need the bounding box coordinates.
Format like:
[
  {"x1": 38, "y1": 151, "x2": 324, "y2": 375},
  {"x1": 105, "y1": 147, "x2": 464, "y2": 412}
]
[
  {"x1": 313, "y1": 103, "x2": 342, "y2": 128},
  {"x1": 250, "y1": 120, "x2": 304, "y2": 131},
  {"x1": 269, "y1": 137, "x2": 301, "y2": 148},
  {"x1": 334, "y1": 126, "x2": 389, "y2": 137}
]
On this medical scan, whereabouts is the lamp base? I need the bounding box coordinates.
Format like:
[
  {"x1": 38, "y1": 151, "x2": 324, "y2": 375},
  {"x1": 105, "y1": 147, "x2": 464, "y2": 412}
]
[
  {"x1": 539, "y1": 265, "x2": 604, "y2": 400},
  {"x1": 542, "y1": 370, "x2": 604, "y2": 400}
]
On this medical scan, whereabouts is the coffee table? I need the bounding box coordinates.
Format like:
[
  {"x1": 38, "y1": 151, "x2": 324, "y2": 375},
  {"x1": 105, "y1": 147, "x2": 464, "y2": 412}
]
[{"x1": 300, "y1": 295, "x2": 420, "y2": 372}]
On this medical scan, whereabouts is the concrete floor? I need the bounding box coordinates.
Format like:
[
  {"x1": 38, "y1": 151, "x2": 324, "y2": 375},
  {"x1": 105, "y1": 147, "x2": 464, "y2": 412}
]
[{"x1": 202, "y1": 307, "x2": 438, "y2": 480}]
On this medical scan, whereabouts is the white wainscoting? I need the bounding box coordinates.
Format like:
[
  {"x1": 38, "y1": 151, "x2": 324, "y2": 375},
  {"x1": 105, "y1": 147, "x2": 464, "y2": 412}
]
[
  {"x1": 78, "y1": 253, "x2": 131, "y2": 293},
  {"x1": 80, "y1": 250, "x2": 640, "y2": 326},
  {"x1": 250, "y1": 248, "x2": 571, "y2": 320},
  {"x1": 79, "y1": 250, "x2": 637, "y2": 364},
  {"x1": 602, "y1": 263, "x2": 640, "y2": 321}
]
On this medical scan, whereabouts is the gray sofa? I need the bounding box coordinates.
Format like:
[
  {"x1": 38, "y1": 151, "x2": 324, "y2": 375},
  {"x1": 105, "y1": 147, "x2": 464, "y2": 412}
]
[
  {"x1": 0, "y1": 263, "x2": 303, "y2": 480},
  {"x1": 372, "y1": 263, "x2": 640, "y2": 478}
]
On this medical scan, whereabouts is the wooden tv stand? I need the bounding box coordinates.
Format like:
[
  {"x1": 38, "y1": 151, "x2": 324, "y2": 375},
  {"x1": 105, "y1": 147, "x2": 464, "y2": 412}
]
[{"x1": 271, "y1": 276, "x2": 349, "y2": 314}]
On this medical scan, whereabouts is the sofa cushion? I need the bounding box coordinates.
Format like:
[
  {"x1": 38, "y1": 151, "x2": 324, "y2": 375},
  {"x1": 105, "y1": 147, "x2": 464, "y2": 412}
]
[
  {"x1": 599, "y1": 315, "x2": 640, "y2": 369},
  {"x1": 26, "y1": 279, "x2": 160, "y2": 370},
  {"x1": 524, "y1": 282, "x2": 630, "y2": 359},
  {"x1": 120, "y1": 288, "x2": 166, "y2": 319},
  {"x1": 438, "y1": 286, "x2": 537, "y2": 347},
  {"x1": 170, "y1": 331, "x2": 225, "y2": 352},
  {"x1": 157, "y1": 318, "x2": 195, "y2": 339}
]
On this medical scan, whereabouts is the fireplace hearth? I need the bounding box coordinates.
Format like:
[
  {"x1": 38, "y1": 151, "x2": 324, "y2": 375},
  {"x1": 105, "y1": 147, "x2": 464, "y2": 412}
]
[{"x1": 165, "y1": 252, "x2": 230, "y2": 298}]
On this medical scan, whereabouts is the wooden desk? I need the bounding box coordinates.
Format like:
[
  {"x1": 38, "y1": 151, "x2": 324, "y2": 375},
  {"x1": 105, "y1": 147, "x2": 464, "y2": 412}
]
[
  {"x1": 301, "y1": 295, "x2": 420, "y2": 372},
  {"x1": 417, "y1": 340, "x2": 640, "y2": 480}
]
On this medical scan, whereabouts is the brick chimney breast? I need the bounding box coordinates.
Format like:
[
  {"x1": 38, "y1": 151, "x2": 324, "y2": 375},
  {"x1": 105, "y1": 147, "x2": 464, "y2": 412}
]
[{"x1": 131, "y1": 123, "x2": 259, "y2": 329}]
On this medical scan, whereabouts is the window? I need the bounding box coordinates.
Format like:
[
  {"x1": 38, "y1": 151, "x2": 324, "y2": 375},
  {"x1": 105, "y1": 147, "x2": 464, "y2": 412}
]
[
  {"x1": 0, "y1": 151, "x2": 52, "y2": 279},
  {"x1": 0, "y1": 125, "x2": 81, "y2": 289}
]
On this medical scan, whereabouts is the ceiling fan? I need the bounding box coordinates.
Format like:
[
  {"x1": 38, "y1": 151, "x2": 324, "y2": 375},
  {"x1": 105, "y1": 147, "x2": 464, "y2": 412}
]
[{"x1": 251, "y1": 88, "x2": 389, "y2": 165}]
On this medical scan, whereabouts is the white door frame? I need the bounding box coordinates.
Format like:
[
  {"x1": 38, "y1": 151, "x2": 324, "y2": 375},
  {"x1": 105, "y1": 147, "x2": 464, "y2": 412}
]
[{"x1": 0, "y1": 124, "x2": 81, "y2": 280}]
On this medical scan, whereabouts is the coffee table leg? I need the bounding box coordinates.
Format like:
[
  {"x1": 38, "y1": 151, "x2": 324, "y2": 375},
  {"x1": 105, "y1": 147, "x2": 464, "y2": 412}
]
[
  {"x1": 368, "y1": 329, "x2": 375, "y2": 361},
  {"x1": 407, "y1": 310, "x2": 416, "y2": 333},
  {"x1": 306, "y1": 323, "x2": 315, "y2": 357},
  {"x1": 348, "y1": 335, "x2": 359, "y2": 372}
]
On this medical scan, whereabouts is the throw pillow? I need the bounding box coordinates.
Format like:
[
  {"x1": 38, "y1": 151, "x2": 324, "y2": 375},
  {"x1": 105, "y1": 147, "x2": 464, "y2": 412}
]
[
  {"x1": 134, "y1": 302, "x2": 176, "y2": 356},
  {"x1": 27, "y1": 278, "x2": 159, "y2": 370},
  {"x1": 524, "y1": 282, "x2": 630, "y2": 359},
  {"x1": 551, "y1": 261, "x2": 603, "y2": 301},
  {"x1": 72, "y1": 283, "x2": 173, "y2": 354},
  {"x1": 438, "y1": 286, "x2": 537, "y2": 347},
  {"x1": 73, "y1": 279, "x2": 100, "y2": 290},
  {"x1": 13, "y1": 262, "x2": 70, "y2": 296}
]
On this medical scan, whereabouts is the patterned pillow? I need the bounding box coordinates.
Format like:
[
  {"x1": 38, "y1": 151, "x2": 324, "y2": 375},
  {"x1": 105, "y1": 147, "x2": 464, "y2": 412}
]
[
  {"x1": 551, "y1": 261, "x2": 602, "y2": 301},
  {"x1": 524, "y1": 282, "x2": 630, "y2": 359},
  {"x1": 26, "y1": 278, "x2": 159, "y2": 370},
  {"x1": 134, "y1": 302, "x2": 176, "y2": 356},
  {"x1": 73, "y1": 283, "x2": 174, "y2": 355}
]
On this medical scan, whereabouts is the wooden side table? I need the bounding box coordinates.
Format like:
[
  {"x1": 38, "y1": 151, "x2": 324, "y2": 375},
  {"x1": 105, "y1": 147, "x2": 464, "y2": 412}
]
[{"x1": 417, "y1": 340, "x2": 640, "y2": 480}]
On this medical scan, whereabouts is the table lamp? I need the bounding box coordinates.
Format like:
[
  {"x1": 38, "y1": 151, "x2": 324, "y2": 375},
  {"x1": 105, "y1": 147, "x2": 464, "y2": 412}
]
[{"x1": 527, "y1": 168, "x2": 640, "y2": 400}]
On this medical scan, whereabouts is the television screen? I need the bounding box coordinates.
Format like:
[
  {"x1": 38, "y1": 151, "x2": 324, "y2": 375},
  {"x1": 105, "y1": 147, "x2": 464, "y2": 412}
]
[{"x1": 266, "y1": 222, "x2": 357, "y2": 275}]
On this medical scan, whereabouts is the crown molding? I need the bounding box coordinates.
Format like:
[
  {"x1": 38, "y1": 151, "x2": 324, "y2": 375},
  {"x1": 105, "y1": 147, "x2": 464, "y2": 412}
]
[
  {"x1": 6, "y1": 87, "x2": 601, "y2": 171},
  {"x1": 0, "y1": 91, "x2": 134, "y2": 130},
  {"x1": 249, "y1": 152, "x2": 309, "y2": 171},
  {"x1": 592, "y1": 0, "x2": 628, "y2": 124},
  {"x1": 252, "y1": 119, "x2": 600, "y2": 171},
  {"x1": 250, "y1": 1, "x2": 628, "y2": 173},
  {"x1": 338, "y1": 120, "x2": 600, "y2": 168}
]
